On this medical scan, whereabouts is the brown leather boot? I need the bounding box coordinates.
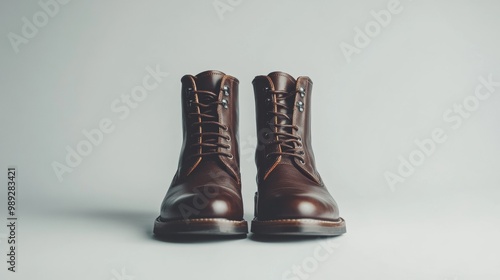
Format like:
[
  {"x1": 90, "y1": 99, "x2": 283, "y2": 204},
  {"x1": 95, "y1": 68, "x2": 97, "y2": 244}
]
[
  {"x1": 154, "y1": 70, "x2": 248, "y2": 236},
  {"x1": 251, "y1": 72, "x2": 346, "y2": 236}
]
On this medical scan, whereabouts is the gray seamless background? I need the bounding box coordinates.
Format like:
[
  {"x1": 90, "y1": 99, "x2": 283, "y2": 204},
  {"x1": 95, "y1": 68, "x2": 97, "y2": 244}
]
[{"x1": 1, "y1": 0, "x2": 500, "y2": 279}]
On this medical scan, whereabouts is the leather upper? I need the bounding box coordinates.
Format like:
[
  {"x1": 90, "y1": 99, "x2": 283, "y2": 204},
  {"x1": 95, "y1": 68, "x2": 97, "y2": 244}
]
[
  {"x1": 160, "y1": 70, "x2": 243, "y2": 221},
  {"x1": 252, "y1": 72, "x2": 341, "y2": 221}
]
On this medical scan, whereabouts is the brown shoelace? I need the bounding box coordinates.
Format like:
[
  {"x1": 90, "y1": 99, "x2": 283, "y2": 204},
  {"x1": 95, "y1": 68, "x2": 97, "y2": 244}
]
[
  {"x1": 187, "y1": 89, "x2": 232, "y2": 159},
  {"x1": 265, "y1": 89, "x2": 305, "y2": 163}
]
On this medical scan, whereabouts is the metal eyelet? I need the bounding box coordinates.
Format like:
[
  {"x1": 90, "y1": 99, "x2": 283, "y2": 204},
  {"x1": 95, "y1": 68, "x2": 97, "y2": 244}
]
[
  {"x1": 228, "y1": 154, "x2": 234, "y2": 159},
  {"x1": 299, "y1": 159, "x2": 305, "y2": 164},
  {"x1": 226, "y1": 144, "x2": 231, "y2": 150},
  {"x1": 187, "y1": 88, "x2": 194, "y2": 107},
  {"x1": 297, "y1": 101, "x2": 304, "y2": 112},
  {"x1": 299, "y1": 87, "x2": 305, "y2": 97},
  {"x1": 223, "y1": 125, "x2": 228, "y2": 131},
  {"x1": 222, "y1": 99, "x2": 228, "y2": 109},
  {"x1": 223, "y1": 85, "x2": 230, "y2": 96},
  {"x1": 225, "y1": 136, "x2": 231, "y2": 141}
]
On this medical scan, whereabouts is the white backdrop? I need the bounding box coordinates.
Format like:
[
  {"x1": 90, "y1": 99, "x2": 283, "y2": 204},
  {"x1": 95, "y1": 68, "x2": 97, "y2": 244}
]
[{"x1": 1, "y1": 0, "x2": 499, "y2": 279}]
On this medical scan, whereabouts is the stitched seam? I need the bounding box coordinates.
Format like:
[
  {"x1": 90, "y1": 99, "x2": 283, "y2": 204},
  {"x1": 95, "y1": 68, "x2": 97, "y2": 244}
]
[
  {"x1": 160, "y1": 218, "x2": 245, "y2": 223},
  {"x1": 186, "y1": 77, "x2": 202, "y2": 176},
  {"x1": 262, "y1": 76, "x2": 281, "y2": 180},
  {"x1": 217, "y1": 77, "x2": 240, "y2": 183},
  {"x1": 254, "y1": 218, "x2": 344, "y2": 224},
  {"x1": 196, "y1": 72, "x2": 239, "y2": 84},
  {"x1": 268, "y1": 73, "x2": 296, "y2": 84},
  {"x1": 293, "y1": 81, "x2": 321, "y2": 183},
  {"x1": 263, "y1": 155, "x2": 281, "y2": 180}
]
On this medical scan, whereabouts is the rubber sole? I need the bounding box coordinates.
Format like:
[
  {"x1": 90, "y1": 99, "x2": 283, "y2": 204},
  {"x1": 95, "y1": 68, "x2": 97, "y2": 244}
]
[
  {"x1": 251, "y1": 218, "x2": 346, "y2": 236},
  {"x1": 154, "y1": 217, "x2": 248, "y2": 236}
]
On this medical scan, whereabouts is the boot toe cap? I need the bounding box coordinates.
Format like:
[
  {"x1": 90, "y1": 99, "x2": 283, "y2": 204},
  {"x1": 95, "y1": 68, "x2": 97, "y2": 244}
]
[
  {"x1": 160, "y1": 185, "x2": 243, "y2": 221},
  {"x1": 257, "y1": 189, "x2": 340, "y2": 221}
]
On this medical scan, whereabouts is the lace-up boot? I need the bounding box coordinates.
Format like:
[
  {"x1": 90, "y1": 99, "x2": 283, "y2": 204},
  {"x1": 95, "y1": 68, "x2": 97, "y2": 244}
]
[
  {"x1": 154, "y1": 70, "x2": 247, "y2": 236},
  {"x1": 251, "y1": 71, "x2": 346, "y2": 236}
]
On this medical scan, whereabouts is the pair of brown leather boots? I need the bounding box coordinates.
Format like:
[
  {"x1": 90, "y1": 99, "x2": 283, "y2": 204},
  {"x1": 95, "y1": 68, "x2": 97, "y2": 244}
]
[{"x1": 154, "y1": 70, "x2": 346, "y2": 236}]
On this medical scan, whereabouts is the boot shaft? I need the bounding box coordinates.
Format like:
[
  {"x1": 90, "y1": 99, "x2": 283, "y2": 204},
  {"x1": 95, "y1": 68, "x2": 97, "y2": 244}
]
[
  {"x1": 177, "y1": 70, "x2": 240, "y2": 180},
  {"x1": 252, "y1": 72, "x2": 321, "y2": 184}
]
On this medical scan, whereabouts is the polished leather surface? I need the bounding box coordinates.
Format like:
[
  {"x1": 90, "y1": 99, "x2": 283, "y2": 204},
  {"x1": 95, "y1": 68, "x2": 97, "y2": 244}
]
[
  {"x1": 159, "y1": 70, "x2": 244, "y2": 221},
  {"x1": 252, "y1": 72, "x2": 341, "y2": 221}
]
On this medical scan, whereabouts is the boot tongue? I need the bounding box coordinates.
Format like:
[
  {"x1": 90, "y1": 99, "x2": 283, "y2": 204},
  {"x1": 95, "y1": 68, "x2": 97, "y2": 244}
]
[
  {"x1": 268, "y1": 71, "x2": 296, "y2": 92},
  {"x1": 195, "y1": 70, "x2": 225, "y2": 93},
  {"x1": 267, "y1": 72, "x2": 297, "y2": 153},
  {"x1": 268, "y1": 71, "x2": 297, "y2": 121},
  {"x1": 195, "y1": 70, "x2": 225, "y2": 104}
]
